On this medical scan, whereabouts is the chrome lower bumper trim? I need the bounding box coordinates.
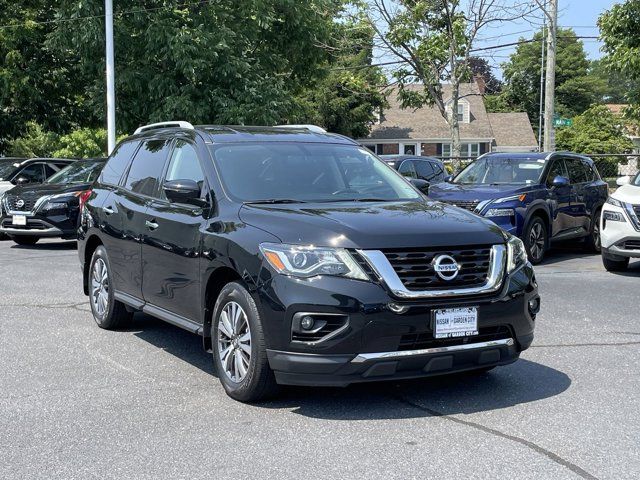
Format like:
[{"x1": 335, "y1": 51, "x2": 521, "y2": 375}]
[
  {"x1": 0, "y1": 226, "x2": 62, "y2": 236},
  {"x1": 351, "y1": 338, "x2": 514, "y2": 364}
]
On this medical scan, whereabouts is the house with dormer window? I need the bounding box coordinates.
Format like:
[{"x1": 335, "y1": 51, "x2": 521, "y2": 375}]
[{"x1": 359, "y1": 80, "x2": 537, "y2": 157}]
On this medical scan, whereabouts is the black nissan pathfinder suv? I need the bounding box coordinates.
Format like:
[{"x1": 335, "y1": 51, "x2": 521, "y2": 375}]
[{"x1": 78, "y1": 122, "x2": 539, "y2": 402}]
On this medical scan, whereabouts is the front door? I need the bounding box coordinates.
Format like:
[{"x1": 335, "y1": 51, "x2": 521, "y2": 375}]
[
  {"x1": 141, "y1": 139, "x2": 207, "y2": 323},
  {"x1": 545, "y1": 158, "x2": 574, "y2": 237}
]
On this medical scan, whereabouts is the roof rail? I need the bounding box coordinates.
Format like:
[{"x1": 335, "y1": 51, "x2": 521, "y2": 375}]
[
  {"x1": 275, "y1": 124, "x2": 327, "y2": 134},
  {"x1": 134, "y1": 121, "x2": 195, "y2": 135}
]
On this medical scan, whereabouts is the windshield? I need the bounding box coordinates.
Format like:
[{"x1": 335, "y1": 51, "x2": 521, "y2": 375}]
[
  {"x1": 209, "y1": 143, "x2": 421, "y2": 203},
  {"x1": 45, "y1": 160, "x2": 104, "y2": 185},
  {"x1": 454, "y1": 156, "x2": 546, "y2": 185},
  {"x1": 0, "y1": 160, "x2": 20, "y2": 181}
]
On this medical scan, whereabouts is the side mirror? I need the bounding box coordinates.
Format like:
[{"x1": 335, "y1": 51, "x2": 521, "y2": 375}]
[
  {"x1": 163, "y1": 179, "x2": 202, "y2": 204},
  {"x1": 445, "y1": 175, "x2": 454, "y2": 183},
  {"x1": 616, "y1": 176, "x2": 631, "y2": 186},
  {"x1": 410, "y1": 178, "x2": 430, "y2": 195},
  {"x1": 14, "y1": 177, "x2": 30, "y2": 185},
  {"x1": 552, "y1": 175, "x2": 570, "y2": 188}
]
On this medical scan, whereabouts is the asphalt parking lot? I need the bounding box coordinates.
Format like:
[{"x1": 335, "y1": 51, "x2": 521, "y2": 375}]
[{"x1": 0, "y1": 239, "x2": 638, "y2": 480}]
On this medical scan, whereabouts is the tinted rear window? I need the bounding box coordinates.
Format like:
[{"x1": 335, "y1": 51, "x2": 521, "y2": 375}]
[
  {"x1": 123, "y1": 139, "x2": 171, "y2": 197},
  {"x1": 100, "y1": 141, "x2": 139, "y2": 186}
]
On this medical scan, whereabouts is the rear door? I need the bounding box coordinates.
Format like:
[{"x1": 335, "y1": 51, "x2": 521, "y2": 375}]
[
  {"x1": 564, "y1": 157, "x2": 589, "y2": 234},
  {"x1": 141, "y1": 138, "x2": 207, "y2": 322},
  {"x1": 108, "y1": 138, "x2": 172, "y2": 300}
]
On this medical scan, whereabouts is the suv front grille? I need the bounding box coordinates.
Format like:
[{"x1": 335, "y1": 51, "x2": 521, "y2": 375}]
[
  {"x1": 634, "y1": 205, "x2": 640, "y2": 217},
  {"x1": 442, "y1": 200, "x2": 480, "y2": 212},
  {"x1": 398, "y1": 325, "x2": 512, "y2": 351},
  {"x1": 382, "y1": 246, "x2": 492, "y2": 291},
  {"x1": 4, "y1": 195, "x2": 38, "y2": 212},
  {"x1": 624, "y1": 240, "x2": 640, "y2": 250}
]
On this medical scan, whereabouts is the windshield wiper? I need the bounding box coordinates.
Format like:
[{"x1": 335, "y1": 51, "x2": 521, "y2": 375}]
[{"x1": 244, "y1": 199, "x2": 308, "y2": 205}]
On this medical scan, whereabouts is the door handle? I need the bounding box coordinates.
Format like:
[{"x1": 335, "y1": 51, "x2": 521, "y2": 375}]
[
  {"x1": 103, "y1": 206, "x2": 114, "y2": 215},
  {"x1": 145, "y1": 220, "x2": 159, "y2": 231}
]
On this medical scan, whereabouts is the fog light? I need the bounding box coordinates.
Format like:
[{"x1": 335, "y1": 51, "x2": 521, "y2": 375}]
[
  {"x1": 528, "y1": 297, "x2": 540, "y2": 315},
  {"x1": 300, "y1": 316, "x2": 315, "y2": 330}
]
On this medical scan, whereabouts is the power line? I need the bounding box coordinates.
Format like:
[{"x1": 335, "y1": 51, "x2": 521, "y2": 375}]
[{"x1": 470, "y1": 35, "x2": 598, "y2": 53}]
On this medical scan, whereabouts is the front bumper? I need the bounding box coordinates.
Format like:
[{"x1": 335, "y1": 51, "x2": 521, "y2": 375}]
[
  {"x1": 256, "y1": 262, "x2": 538, "y2": 387},
  {"x1": 601, "y1": 205, "x2": 640, "y2": 258},
  {"x1": 0, "y1": 212, "x2": 78, "y2": 239}
]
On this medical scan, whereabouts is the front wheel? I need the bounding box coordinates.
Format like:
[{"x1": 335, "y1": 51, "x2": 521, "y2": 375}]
[
  {"x1": 602, "y1": 255, "x2": 629, "y2": 272},
  {"x1": 584, "y1": 209, "x2": 602, "y2": 252},
  {"x1": 524, "y1": 217, "x2": 547, "y2": 264},
  {"x1": 12, "y1": 235, "x2": 39, "y2": 246},
  {"x1": 88, "y1": 246, "x2": 133, "y2": 329},
  {"x1": 212, "y1": 282, "x2": 278, "y2": 402}
]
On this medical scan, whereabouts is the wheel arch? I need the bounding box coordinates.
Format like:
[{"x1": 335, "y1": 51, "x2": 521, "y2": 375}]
[
  {"x1": 524, "y1": 204, "x2": 551, "y2": 246},
  {"x1": 202, "y1": 266, "x2": 243, "y2": 352}
]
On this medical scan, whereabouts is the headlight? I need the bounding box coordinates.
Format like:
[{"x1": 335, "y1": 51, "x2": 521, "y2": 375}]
[
  {"x1": 260, "y1": 243, "x2": 369, "y2": 280},
  {"x1": 603, "y1": 210, "x2": 626, "y2": 222},
  {"x1": 506, "y1": 236, "x2": 527, "y2": 273},
  {"x1": 493, "y1": 194, "x2": 526, "y2": 204},
  {"x1": 485, "y1": 208, "x2": 514, "y2": 217},
  {"x1": 606, "y1": 197, "x2": 624, "y2": 208},
  {"x1": 38, "y1": 193, "x2": 74, "y2": 212}
]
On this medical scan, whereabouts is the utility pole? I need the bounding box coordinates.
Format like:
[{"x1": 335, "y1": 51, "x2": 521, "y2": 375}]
[
  {"x1": 543, "y1": 0, "x2": 557, "y2": 152},
  {"x1": 538, "y1": 7, "x2": 546, "y2": 151},
  {"x1": 105, "y1": 0, "x2": 116, "y2": 154}
]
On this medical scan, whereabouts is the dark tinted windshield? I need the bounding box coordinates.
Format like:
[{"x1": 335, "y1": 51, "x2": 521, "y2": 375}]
[
  {"x1": 45, "y1": 160, "x2": 105, "y2": 185},
  {"x1": 0, "y1": 160, "x2": 20, "y2": 180},
  {"x1": 209, "y1": 143, "x2": 420, "y2": 203},
  {"x1": 455, "y1": 156, "x2": 546, "y2": 185}
]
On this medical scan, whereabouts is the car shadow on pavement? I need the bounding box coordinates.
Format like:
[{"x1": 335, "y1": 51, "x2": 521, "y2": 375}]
[
  {"x1": 9, "y1": 240, "x2": 77, "y2": 250},
  {"x1": 129, "y1": 313, "x2": 570, "y2": 418},
  {"x1": 538, "y1": 242, "x2": 598, "y2": 266}
]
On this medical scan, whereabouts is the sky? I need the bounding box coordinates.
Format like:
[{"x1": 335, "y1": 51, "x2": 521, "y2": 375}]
[{"x1": 475, "y1": 0, "x2": 618, "y2": 78}]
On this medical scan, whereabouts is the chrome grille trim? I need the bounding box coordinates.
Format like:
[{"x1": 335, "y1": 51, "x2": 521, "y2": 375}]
[{"x1": 356, "y1": 244, "x2": 506, "y2": 299}]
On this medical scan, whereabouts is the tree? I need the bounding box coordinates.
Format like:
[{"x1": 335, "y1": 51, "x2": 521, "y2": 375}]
[
  {"x1": 469, "y1": 56, "x2": 502, "y2": 94},
  {"x1": 366, "y1": 0, "x2": 533, "y2": 167},
  {"x1": 589, "y1": 59, "x2": 640, "y2": 105},
  {"x1": 0, "y1": 1, "x2": 92, "y2": 153},
  {"x1": 48, "y1": 0, "x2": 344, "y2": 135},
  {"x1": 556, "y1": 105, "x2": 634, "y2": 154},
  {"x1": 5, "y1": 122, "x2": 60, "y2": 157},
  {"x1": 599, "y1": 0, "x2": 640, "y2": 119},
  {"x1": 501, "y1": 28, "x2": 592, "y2": 127}
]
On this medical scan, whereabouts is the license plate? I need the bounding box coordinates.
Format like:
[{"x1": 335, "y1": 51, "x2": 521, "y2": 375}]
[
  {"x1": 433, "y1": 307, "x2": 478, "y2": 339},
  {"x1": 12, "y1": 215, "x2": 27, "y2": 226}
]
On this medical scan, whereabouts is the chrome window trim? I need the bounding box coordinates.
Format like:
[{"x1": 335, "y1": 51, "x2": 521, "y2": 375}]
[
  {"x1": 356, "y1": 244, "x2": 506, "y2": 299},
  {"x1": 351, "y1": 338, "x2": 514, "y2": 363}
]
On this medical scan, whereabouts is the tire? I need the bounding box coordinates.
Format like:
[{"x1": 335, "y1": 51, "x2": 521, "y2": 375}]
[
  {"x1": 602, "y1": 255, "x2": 629, "y2": 272},
  {"x1": 212, "y1": 282, "x2": 278, "y2": 402},
  {"x1": 88, "y1": 245, "x2": 133, "y2": 329},
  {"x1": 524, "y1": 216, "x2": 547, "y2": 264},
  {"x1": 12, "y1": 235, "x2": 39, "y2": 246},
  {"x1": 584, "y1": 209, "x2": 602, "y2": 252}
]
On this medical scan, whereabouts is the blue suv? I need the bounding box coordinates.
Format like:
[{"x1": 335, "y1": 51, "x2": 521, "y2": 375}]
[{"x1": 429, "y1": 152, "x2": 608, "y2": 263}]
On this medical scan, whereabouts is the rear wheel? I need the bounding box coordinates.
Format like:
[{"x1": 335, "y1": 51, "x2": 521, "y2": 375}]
[
  {"x1": 524, "y1": 217, "x2": 547, "y2": 264},
  {"x1": 584, "y1": 209, "x2": 602, "y2": 252},
  {"x1": 88, "y1": 246, "x2": 133, "y2": 329},
  {"x1": 602, "y1": 255, "x2": 629, "y2": 272},
  {"x1": 212, "y1": 282, "x2": 278, "y2": 402},
  {"x1": 12, "y1": 235, "x2": 39, "y2": 246}
]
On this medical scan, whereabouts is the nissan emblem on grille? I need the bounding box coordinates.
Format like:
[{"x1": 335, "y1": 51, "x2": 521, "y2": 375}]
[
  {"x1": 15, "y1": 199, "x2": 25, "y2": 209},
  {"x1": 432, "y1": 254, "x2": 460, "y2": 281}
]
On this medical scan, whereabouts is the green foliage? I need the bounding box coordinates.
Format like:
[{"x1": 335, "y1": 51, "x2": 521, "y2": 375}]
[
  {"x1": 469, "y1": 57, "x2": 502, "y2": 94},
  {"x1": 484, "y1": 94, "x2": 513, "y2": 113},
  {"x1": 501, "y1": 29, "x2": 596, "y2": 125},
  {"x1": 599, "y1": 0, "x2": 640, "y2": 119},
  {"x1": 556, "y1": 105, "x2": 634, "y2": 154},
  {"x1": 53, "y1": 129, "x2": 127, "y2": 158},
  {"x1": 5, "y1": 122, "x2": 60, "y2": 157}
]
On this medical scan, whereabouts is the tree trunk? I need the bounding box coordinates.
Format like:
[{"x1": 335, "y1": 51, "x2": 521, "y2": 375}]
[{"x1": 450, "y1": 83, "x2": 462, "y2": 172}]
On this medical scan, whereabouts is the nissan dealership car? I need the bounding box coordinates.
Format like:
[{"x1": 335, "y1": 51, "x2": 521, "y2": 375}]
[
  {"x1": 600, "y1": 174, "x2": 640, "y2": 271},
  {"x1": 77, "y1": 122, "x2": 538, "y2": 402}
]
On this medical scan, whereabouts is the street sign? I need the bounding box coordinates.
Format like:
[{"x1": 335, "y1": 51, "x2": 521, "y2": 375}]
[{"x1": 553, "y1": 117, "x2": 573, "y2": 127}]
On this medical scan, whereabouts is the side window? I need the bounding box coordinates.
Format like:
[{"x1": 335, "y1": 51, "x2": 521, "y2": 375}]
[
  {"x1": 432, "y1": 163, "x2": 445, "y2": 182},
  {"x1": 163, "y1": 140, "x2": 205, "y2": 198},
  {"x1": 565, "y1": 158, "x2": 587, "y2": 184},
  {"x1": 44, "y1": 162, "x2": 65, "y2": 178},
  {"x1": 581, "y1": 160, "x2": 595, "y2": 182},
  {"x1": 17, "y1": 163, "x2": 45, "y2": 183},
  {"x1": 398, "y1": 160, "x2": 416, "y2": 178},
  {"x1": 414, "y1": 160, "x2": 435, "y2": 181},
  {"x1": 101, "y1": 141, "x2": 140, "y2": 186},
  {"x1": 546, "y1": 159, "x2": 567, "y2": 186},
  {"x1": 124, "y1": 139, "x2": 172, "y2": 197}
]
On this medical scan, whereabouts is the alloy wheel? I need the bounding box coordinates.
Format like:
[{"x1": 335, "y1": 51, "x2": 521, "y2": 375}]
[
  {"x1": 528, "y1": 222, "x2": 545, "y2": 261},
  {"x1": 91, "y1": 258, "x2": 109, "y2": 317},
  {"x1": 217, "y1": 301, "x2": 252, "y2": 383}
]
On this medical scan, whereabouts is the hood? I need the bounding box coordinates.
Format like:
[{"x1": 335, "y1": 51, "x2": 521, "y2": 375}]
[
  {"x1": 612, "y1": 184, "x2": 640, "y2": 204},
  {"x1": 429, "y1": 182, "x2": 539, "y2": 203},
  {"x1": 239, "y1": 200, "x2": 506, "y2": 249},
  {"x1": 4, "y1": 182, "x2": 90, "y2": 200}
]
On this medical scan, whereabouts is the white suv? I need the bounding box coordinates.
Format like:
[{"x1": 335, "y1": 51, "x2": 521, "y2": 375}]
[{"x1": 600, "y1": 174, "x2": 640, "y2": 271}]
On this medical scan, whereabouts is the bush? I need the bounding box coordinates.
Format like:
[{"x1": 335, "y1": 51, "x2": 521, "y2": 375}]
[
  {"x1": 53, "y1": 128, "x2": 109, "y2": 158},
  {"x1": 5, "y1": 122, "x2": 60, "y2": 157}
]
